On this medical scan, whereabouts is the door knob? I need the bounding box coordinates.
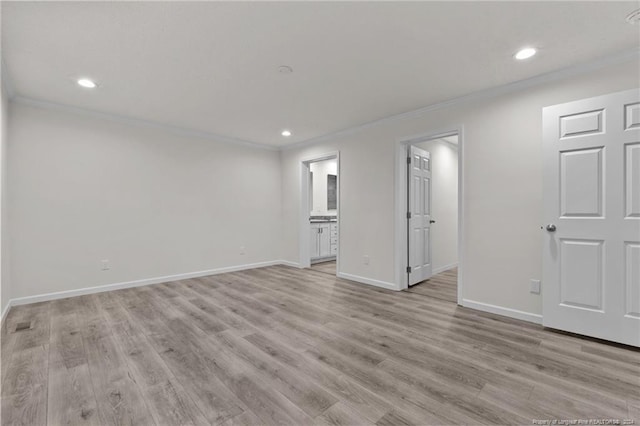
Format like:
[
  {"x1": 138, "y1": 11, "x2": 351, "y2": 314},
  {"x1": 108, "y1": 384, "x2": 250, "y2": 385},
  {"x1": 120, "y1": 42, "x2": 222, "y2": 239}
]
[
  {"x1": 546, "y1": 224, "x2": 556, "y2": 232},
  {"x1": 430, "y1": 220, "x2": 436, "y2": 224}
]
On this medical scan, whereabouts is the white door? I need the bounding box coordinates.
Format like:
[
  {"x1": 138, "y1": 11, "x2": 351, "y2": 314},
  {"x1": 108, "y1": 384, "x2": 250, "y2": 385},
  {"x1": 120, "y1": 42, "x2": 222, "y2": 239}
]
[
  {"x1": 408, "y1": 145, "x2": 433, "y2": 286},
  {"x1": 543, "y1": 88, "x2": 640, "y2": 347}
]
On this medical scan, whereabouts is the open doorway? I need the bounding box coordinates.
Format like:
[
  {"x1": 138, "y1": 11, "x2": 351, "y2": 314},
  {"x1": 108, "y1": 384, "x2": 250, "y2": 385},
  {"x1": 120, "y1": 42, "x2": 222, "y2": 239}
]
[
  {"x1": 407, "y1": 136, "x2": 459, "y2": 302},
  {"x1": 299, "y1": 152, "x2": 340, "y2": 276},
  {"x1": 395, "y1": 130, "x2": 463, "y2": 304}
]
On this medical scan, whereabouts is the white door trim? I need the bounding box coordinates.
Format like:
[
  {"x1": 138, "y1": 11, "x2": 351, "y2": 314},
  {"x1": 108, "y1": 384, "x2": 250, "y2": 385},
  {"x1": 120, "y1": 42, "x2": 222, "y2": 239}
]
[
  {"x1": 394, "y1": 126, "x2": 465, "y2": 304},
  {"x1": 299, "y1": 151, "x2": 340, "y2": 271}
]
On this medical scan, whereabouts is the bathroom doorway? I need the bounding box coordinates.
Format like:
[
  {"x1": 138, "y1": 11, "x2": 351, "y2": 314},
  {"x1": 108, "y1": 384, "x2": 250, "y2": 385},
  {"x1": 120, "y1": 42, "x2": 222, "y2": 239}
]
[{"x1": 299, "y1": 152, "x2": 340, "y2": 276}]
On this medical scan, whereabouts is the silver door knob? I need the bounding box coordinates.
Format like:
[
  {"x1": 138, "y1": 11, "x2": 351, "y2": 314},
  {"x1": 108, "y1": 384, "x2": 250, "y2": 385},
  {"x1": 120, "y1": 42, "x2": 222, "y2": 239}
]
[{"x1": 546, "y1": 224, "x2": 556, "y2": 232}]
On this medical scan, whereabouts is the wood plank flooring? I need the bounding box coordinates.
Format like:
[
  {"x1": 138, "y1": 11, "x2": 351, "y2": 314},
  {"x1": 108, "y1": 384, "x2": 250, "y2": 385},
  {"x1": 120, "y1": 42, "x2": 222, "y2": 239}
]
[
  {"x1": 2, "y1": 265, "x2": 639, "y2": 425},
  {"x1": 407, "y1": 268, "x2": 457, "y2": 303},
  {"x1": 310, "y1": 260, "x2": 336, "y2": 276}
]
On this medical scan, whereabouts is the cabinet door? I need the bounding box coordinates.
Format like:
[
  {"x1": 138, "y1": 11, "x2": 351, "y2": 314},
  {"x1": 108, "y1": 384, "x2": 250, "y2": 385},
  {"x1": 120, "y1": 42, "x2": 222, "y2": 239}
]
[
  {"x1": 319, "y1": 224, "x2": 331, "y2": 257},
  {"x1": 310, "y1": 225, "x2": 320, "y2": 258}
]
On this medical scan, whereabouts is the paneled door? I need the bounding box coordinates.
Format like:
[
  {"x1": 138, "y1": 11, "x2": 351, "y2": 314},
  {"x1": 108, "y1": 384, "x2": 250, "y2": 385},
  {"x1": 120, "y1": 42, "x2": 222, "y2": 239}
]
[
  {"x1": 408, "y1": 145, "x2": 433, "y2": 286},
  {"x1": 543, "y1": 88, "x2": 640, "y2": 347}
]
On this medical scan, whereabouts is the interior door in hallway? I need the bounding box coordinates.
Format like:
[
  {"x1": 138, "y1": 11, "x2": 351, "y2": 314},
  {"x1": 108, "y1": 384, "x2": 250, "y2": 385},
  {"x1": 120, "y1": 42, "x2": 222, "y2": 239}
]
[
  {"x1": 542, "y1": 88, "x2": 640, "y2": 347},
  {"x1": 408, "y1": 145, "x2": 433, "y2": 286}
]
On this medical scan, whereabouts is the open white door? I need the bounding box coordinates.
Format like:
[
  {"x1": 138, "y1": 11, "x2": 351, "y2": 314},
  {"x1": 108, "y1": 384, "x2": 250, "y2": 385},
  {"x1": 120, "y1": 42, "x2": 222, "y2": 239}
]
[
  {"x1": 543, "y1": 88, "x2": 640, "y2": 347},
  {"x1": 408, "y1": 145, "x2": 433, "y2": 286}
]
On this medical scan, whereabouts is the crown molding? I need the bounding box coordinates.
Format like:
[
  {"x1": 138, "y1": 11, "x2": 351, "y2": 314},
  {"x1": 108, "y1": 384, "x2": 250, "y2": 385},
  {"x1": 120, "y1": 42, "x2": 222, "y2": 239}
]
[
  {"x1": 282, "y1": 47, "x2": 640, "y2": 151},
  {"x1": 11, "y1": 96, "x2": 280, "y2": 151}
]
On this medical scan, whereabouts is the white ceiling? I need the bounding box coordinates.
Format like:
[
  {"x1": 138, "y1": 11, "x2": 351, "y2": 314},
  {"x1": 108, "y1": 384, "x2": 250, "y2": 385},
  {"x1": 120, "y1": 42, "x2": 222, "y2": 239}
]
[{"x1": 2, "y1": 1, "x2": 639, "y2": 147}]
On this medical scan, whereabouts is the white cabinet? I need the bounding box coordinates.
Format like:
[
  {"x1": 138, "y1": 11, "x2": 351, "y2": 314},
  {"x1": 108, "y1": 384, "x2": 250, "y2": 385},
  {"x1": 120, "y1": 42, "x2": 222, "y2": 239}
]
[
  {"x1": 310, "y1": 224, "x2": 321, "y2": 258},
  {"x1": 317, "y1": 223, "x2": 330, "y2": 258},
  {"x1": 310, "y1": 222, "x2": 337, "y2": 260},
  {"x1": 330, "y1": 223, "x2": 337, "y2": 255}
]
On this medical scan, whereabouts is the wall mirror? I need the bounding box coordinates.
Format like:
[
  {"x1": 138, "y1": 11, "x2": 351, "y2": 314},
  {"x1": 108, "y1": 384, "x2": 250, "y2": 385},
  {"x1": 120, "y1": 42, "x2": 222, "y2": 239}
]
[{"x1": 327, "y1": 174, "x2": 337, "y2": 210}]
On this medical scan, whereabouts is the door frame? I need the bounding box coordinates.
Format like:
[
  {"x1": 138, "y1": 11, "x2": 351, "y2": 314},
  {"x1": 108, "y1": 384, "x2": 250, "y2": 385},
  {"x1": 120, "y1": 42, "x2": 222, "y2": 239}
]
[
  {"x1": 394, "y1": 126, "x2": 464, "y2": 304},
  {"x1": 299, "y1": 151, "x2": 340, "y2": 271}
]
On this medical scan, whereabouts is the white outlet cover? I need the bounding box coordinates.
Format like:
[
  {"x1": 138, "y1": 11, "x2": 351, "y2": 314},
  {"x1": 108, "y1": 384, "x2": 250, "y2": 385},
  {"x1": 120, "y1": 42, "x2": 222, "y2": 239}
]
[
  {"x1": 530, "y1": 279, "x2": 541, "y2": 294},
  {"x1": 363, "y1": 255, "x2": 370, "y2": 265}
]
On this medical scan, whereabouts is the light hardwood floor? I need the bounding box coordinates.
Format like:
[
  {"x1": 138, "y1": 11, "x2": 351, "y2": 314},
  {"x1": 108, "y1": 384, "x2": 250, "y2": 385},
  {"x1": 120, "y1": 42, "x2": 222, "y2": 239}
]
[
  {"x1": 407, "y1": 268, "x2": 457, "y2": 303},
  {"x1": 310, "y1": 260, "x2": 336, "y2": 276},
  {"x1": 1, "y1": 265, "x2": 638, "y2": 425}
]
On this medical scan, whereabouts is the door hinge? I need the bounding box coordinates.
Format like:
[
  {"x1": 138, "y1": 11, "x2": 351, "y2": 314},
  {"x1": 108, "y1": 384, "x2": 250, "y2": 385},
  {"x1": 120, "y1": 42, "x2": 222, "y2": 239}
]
[
  {"x1": 406, "y1": 212, "x2": 412, "y2": 219},
  {"x1": 406, "y1": 157, "x2": 411, "y2": 164},
  {"x1": 406, "y1": 266, "x2": 412, "y2": 273}
]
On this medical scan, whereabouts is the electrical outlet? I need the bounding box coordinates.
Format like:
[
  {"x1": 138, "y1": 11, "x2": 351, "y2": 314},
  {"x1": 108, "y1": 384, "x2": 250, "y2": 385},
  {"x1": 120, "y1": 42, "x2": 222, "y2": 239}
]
[
  {"x1": 101, "y1": 259, "x2": 110, "y2": 271},
  {"x1": 363, "y1": 255, "x2": 370, "y2": 265},
  {"x1": 530, "y1": 279, "x2": 541, "y2": 294},
  {"x1": 239, "y1": 246, "x2": 245, "y2": 255}
]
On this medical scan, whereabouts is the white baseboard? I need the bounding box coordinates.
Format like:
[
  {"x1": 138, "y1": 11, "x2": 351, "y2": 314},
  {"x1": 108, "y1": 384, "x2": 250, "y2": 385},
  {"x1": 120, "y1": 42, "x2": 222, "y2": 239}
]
[
  {"x1": 310, "y1": 256, "x2": 336, "y2": 265},
  {"x1": 462, "y1": 299, "x2": 543, "y2": 325},
  {"x1": 1, "y1": 300, "x2": 12, "y2": 323},
  {"x1": 337, "y1": 272, "x2": 400, "y2": 291},
  {"x1": 277, "y1": 260, "x2": 303, "y2": 269},
  {"x1": 432, "y1": 262, "x2": 458, "y2": 275},
  {"x1": 8, "y1": 260, "x2": 284, "y2": 308}
]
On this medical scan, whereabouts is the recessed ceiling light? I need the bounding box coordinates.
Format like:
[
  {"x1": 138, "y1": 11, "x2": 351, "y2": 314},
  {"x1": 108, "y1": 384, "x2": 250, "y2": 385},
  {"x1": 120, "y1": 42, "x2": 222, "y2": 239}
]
[
  {"x1": 77, "y1": 78, "x2": 97, "y2": 88},
  {"x1": 281, "y1": 130, "x2": 292, "y2": 137},
  {"x1": 514, "y1": 47, "x2": 537, "y2": 60},
  {"x1": 626, "y1": 8, "x2": 640, "y2": 24}
]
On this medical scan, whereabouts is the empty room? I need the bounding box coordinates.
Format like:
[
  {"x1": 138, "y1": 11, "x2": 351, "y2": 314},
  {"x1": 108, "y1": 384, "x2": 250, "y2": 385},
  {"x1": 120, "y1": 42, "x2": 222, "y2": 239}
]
[{"x1": 1, "y1": 1, "x2": 639, "y2": 425}]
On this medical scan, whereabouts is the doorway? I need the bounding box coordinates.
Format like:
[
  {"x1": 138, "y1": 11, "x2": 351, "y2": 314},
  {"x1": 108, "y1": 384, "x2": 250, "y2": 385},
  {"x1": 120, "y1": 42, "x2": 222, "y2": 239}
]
[
  {"x1": 299, "y1": 152, "x2": 340, "y2": 275},
  {"x1": 395, "y1": 129, "x2": 463, "y2": 304}
]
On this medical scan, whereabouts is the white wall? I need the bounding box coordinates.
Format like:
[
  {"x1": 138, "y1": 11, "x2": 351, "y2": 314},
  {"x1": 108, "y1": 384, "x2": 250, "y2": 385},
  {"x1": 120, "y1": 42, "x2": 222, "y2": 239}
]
[
  {"x1": 1, "y1": 78, "x2": 9, "y2": 314},
  {"x1": 280, "y1": 59, "x2": 640, "y2": 317},
  {"x1": 8, "y1": 102, "x2": 283, "y2": 300},
  {"x1": 415, "y1": 138, "x2": 458, "y2": 274},
  {"x1": 4, "y1": 58, "x2": 639, "y2": 321},
  {"x1": 310, "y1": 158, "x2": 338, "y2": 216}
]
